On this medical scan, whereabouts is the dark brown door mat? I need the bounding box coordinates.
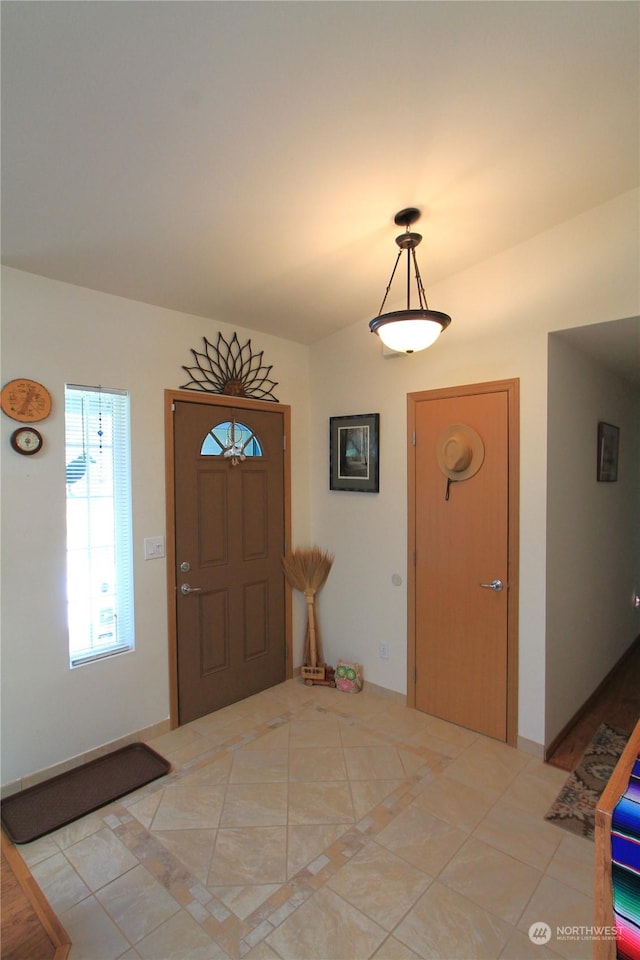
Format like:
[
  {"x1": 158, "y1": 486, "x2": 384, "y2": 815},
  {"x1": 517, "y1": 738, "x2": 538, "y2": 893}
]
[{"x1": 1, "y1": 743, "x2": 170, "y2": 844}]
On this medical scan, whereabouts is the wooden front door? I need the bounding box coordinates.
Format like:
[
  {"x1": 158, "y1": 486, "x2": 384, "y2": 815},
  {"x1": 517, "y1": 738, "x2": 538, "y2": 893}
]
[
  {"x1": 408, "y1": 380, "x2": 519, "y2": 743},
  {"x1": 167, "y1": 392, "x2": 291, "y2": 725}
]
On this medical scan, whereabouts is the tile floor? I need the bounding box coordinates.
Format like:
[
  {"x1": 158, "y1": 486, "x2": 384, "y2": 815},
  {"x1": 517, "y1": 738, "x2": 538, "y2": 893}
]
[{"x1": 18, "y1": 680, "x2": 596, "y2": 960}]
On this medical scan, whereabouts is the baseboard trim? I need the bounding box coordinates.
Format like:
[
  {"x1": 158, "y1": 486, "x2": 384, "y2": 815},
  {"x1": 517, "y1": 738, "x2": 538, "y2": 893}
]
[
  {"x1": 1, "y1": 718, "x2": 172, "y2": 799},
  {"x1": 545, "y1": 634, "x2": 640, "y2": 761},
  {"x1": 292, "y1": 666, "x2": 406, "y2": 705},
  {"x1": 362, "y1": 679, "x2": 406, "y2": 705},
  {"x1": 517, "y1": 736, "x2": 545, "y2": 758}
]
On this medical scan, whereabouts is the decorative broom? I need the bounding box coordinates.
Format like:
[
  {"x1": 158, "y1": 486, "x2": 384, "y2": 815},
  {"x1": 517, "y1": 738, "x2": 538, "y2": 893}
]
[{"x1": 282, "y1": 546, "x2": 334, "y2": 683}]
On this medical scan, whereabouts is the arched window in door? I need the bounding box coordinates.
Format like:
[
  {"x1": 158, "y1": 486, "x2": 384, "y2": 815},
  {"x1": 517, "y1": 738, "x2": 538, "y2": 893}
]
[{"x1": 201, "y1": 420, "x2": 263, "y2": 462}]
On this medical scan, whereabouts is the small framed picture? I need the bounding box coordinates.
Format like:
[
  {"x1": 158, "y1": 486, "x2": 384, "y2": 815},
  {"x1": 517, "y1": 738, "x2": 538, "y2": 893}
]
[
  {"x1": 330, "y1": 413, "x2": 379, "y2": 493},
  {"x1": 597, "y1": 422, "x2": 619, "y2": 482}
]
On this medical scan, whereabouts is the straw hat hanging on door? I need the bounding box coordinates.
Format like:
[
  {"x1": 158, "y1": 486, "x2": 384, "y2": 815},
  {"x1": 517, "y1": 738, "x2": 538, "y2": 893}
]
[{"x1": 436, "y1": 424, "x2": 485, "y2": 498}]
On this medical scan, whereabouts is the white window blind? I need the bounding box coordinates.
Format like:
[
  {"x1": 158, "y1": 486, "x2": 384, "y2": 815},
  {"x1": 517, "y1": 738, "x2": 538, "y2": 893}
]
[{"x1": 65, "y1": 385, "x2": 134, "y2": 666}]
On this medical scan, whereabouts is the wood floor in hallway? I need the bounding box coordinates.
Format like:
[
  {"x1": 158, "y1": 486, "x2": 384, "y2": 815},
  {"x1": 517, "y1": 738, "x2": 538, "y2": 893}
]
[{"x1": 547, "y1": 637, "x2": 640, "y2": 772}]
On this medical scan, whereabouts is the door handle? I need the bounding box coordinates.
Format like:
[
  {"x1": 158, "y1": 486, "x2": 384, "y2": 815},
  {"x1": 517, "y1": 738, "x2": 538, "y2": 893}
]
[
  {"x1": 180, "y1": 583, "x2": 202, "y2": 595},
  {"x1": 479, "y1": 579, "x2": 504, "y2": 592}
]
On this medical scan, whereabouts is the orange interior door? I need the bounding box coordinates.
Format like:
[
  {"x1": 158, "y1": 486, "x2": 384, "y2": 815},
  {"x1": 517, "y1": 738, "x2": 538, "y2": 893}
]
[{"x1": 414, "y1": 388, "x2": 510, "y2": 740}]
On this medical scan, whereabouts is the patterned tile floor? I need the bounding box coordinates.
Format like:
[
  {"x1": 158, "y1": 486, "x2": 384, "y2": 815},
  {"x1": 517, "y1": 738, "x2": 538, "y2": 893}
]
[{"x1": 18, "y1": 680, "x2": 595, "y2": 960}]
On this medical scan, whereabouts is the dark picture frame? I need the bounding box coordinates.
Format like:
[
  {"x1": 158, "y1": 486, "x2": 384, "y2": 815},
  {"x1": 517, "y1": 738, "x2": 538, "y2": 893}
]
[
  {"x1": 330, "y1": 413, "x2": 379, "y2": 493},
  {"x1": 597, "y1": 421, "x2": 619, "y2": 482}
]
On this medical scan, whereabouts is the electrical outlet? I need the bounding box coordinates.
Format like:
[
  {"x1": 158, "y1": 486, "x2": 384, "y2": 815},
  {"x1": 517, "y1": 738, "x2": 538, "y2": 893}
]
[{"x1": 379, "y1": 642, "x2": 390, "y2": 659}]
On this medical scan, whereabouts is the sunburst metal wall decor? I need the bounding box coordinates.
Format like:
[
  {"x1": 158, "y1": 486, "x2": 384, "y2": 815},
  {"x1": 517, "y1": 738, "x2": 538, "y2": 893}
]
[{"x1": 180, "y1": 332, "x2": 279, "y2": 402}]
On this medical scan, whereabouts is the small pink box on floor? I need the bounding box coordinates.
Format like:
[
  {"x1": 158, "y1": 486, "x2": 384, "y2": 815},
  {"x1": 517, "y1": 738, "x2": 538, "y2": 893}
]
[{"x1": 335, "y1": 660, "x2": 363, "y2": 693}]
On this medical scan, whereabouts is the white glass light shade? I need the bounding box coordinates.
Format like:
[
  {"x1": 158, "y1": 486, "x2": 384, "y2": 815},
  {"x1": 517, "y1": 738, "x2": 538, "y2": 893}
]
[{"x1": 370, "y1": 309, "x2": 451, "y2": 354}]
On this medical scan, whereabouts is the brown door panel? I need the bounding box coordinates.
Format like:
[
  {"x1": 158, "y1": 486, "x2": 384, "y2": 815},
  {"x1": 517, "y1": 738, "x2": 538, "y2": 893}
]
[{"x1": 174, "y1": 400, "x2": 286, "y2": 723}]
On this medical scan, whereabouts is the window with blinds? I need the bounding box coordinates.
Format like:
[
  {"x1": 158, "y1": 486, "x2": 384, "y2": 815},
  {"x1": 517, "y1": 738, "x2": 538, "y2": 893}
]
[{"x1": 65, "y1": 385, "x2": 134, "y2": 666}]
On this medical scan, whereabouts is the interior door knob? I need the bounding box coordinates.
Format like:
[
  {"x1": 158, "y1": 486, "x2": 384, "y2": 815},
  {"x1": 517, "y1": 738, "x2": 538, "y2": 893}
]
[{"x1": 479, "y1": 578, "x2": 504, "y2": 592}]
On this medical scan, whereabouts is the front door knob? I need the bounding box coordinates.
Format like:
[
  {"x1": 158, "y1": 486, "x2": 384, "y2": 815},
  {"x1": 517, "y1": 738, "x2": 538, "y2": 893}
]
[{"x1": 180, "y1": 583, "x2": 202, "y2": 595}]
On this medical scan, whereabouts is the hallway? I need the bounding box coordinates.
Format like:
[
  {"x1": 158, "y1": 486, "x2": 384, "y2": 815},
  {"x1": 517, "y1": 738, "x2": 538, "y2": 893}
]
[{"x1": 547, "y1": 639, "x2": 640, "y2": 771}]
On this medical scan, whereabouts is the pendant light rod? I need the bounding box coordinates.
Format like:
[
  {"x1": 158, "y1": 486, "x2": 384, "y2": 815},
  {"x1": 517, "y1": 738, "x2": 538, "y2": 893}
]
[
  {"x1": 406, "y1": 244, "x2": 412, "y2": 310},
  {"x1": 376, "y1": 248, "x2": 403, "y2": 316},
  {"x1": 409, "y1": 246, "x2": 429, "y2": 311}
]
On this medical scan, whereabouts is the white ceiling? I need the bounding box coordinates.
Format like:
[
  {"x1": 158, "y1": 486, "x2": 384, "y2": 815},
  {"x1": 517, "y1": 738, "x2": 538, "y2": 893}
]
[{"x1": 2, "y1": 1, "x2": 639, "y2": 350}]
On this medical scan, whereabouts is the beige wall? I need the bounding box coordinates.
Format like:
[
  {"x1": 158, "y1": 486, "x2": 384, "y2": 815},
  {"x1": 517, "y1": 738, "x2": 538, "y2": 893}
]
[
  {"x1": 0, "y1": 270, "x2": 311, "y2": 785},
  {"x1": 1, "y1": 188, "x2": 638, "y2": 785},
  {"x1": 546, "y1": 329, "x2": 640, "y2": 743},
  {"x1": 308, "y1": 189, "x2": 639, "y2": 749}
]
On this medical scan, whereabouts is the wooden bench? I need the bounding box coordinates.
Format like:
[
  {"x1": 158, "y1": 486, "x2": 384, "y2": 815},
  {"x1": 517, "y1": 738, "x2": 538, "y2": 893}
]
[{"x1": 1, "y1": 830, "x2": 70, "y2": 960}]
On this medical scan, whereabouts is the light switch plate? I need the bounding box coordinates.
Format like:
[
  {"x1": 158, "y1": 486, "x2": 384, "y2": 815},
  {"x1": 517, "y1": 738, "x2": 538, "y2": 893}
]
[{"x1": 144, "y1": 536, "x2": 165, "y2": 560}]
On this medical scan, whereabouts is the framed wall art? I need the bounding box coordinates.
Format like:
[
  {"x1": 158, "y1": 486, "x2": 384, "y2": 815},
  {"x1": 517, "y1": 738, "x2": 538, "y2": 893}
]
[
  {"x1": 597, "y1": 421, "x2": 619, "y2": 482},
  {"x1": 330, "y1": 413, "x2": 379, "y2": 493}
]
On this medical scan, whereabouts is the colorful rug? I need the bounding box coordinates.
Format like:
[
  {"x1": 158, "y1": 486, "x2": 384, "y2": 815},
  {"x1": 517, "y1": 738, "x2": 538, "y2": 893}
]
[{"x1": 545, "y1": 722, "x2": 630, "y2": 840}]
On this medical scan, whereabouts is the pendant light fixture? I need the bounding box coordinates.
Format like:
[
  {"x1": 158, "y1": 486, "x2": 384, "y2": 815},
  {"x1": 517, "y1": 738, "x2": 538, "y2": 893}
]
[{"x1": 369, "y1": 207, "x2": 451, "y2": 354}]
